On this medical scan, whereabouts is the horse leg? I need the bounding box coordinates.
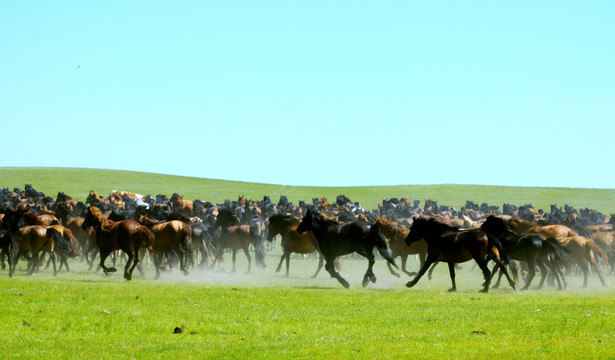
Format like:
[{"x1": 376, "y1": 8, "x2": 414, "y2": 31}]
[
  {"x1": 99, "y1": 249, "x2": 117, "y2": 275},
  {"x1": 275, "y1": 252, "x2": 285, "y2": 273},
  {"x1": 401, "y1": 255, "x2": 417, "y2": 277},
  {"x1": 324, "y1": 255, "x2": 350, "y2": 289},
  {"x1": 406, "y1": 254, "x2": 437, "y2": 288},
  {"x1": 427, "y1": 261, "x2": 439, "y2": 280},
  {"x1": 49, "y1": 252, "x2": 57, "y2": 276},
  {"x1": 153, "y1": 253, "x2": 162, "y2": 279},
  {"x1": 178, "y1": 247, "x2": 189, "y2": 276},
  {"x1": 242, "y1": 246, "x2": 252, "y2": 273},
  {"x1": 387, "y1": 262, "x2": 400, "y2": 278},
  {"x1": 522, "y1": 259, "x2": 536, "y2": 290},
  {"x1": 362, "y1": 253, "x2": 376, "y2": 287},
  {"x1": 547, "y1": 259, "x2": 567, "y2": 290},
  {"x1": 127, "y1": 246, "x2": 141, "y2": 279},
  {"x1": 447, "y1": 262, "x2": 457, "y2": 292},
  {"x1": 586, "y1": 251, "x2": 607, "y2": 287},
  {"x1": 475, "y1": 259, "x2": 494, "y2": 293},
  {"x1": 28, "y1": 252, "x2": 39, "y2": 275},
  {"x1": 311, "y1": 252, "x2": 324, "y2": 278},
  {"x1": 488, "y1": 251, "x2": 518, "y2": 291}
]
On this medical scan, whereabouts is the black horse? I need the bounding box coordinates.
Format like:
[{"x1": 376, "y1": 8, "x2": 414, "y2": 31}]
[
  {"x1": 480, "y1": 215, "x2": 568, "y2": 290},
  {"x1": 405, "y1": 216, "x2": 517, "y2": 293},
  {"x1": 296, "y1": 209, "x2": 398, "y2": 288}
]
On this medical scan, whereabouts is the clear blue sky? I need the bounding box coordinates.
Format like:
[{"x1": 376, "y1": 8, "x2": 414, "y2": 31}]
[{"x1": 2, "y1": 1, "x2": 614, "y2": 188}]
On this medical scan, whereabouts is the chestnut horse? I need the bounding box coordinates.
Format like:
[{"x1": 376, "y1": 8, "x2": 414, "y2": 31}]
[
  {"x1": 137, "y1": 215, "x2": 193, "y2": 279},
  {"x1": 82, "y1": 206, "x2": 154, "y2": 280},
  {"x1": 212, "y1": 208, "x2": 266, "y2": 272},
  {"x1": 405, "y1": 216, "x2": 517, "y2": 293},
  {"x1": 296, "y1": 209, "x2": 398, "y2": 289},
  {"x1": 266, "y1": 214, "x2": 325, "y2": 278},
  {"x1": 375, "y1": 217, "x2": 426, "y2": 277}
]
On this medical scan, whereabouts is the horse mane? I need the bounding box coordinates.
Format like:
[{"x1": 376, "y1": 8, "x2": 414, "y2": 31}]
[{"x1": 88, "y1": 206, "x2": 115, "y2": 229}]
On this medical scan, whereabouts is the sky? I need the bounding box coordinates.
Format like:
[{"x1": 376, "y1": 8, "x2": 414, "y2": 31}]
[{"x1": 1, "y1": 1, "x2": 614, "y2": 188}]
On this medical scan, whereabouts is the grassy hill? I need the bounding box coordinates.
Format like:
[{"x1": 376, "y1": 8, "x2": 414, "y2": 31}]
[{"x1": 1, "y1": 167, "x2": 614, "y2": 214}]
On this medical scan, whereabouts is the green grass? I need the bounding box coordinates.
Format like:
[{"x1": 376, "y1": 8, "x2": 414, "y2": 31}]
[
  {"x1": 1, "y1": 167, "x2": 614, "y2": 213},
  {"x1": 1, "y1": 255, "x2": 614, "y2": 360}
]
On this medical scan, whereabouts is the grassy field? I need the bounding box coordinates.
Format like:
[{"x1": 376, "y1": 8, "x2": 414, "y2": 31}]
[
  {"x1": 1, "y1": 252, "x2": 614, "y2": 360},
  {"x1": 1, "y1": 167, "x2": 615, "y2": 359},
  {"x1": 1, "y1": 167, "x2": 614, "y2": 213}
]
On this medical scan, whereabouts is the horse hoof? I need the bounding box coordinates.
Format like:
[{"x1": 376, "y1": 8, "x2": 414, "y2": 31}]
[
  {"x1": 479, "y1": 289, "x2": 488, "y2": 293},
  {"x1": 183, "y1": 270, "x2": 189, "y2": 276},
  {"x1": 108, "y1": 267, "x2": 117, "y2": 273},
  {"x1": 341, "y1": 281, "x2": 350, "y2": 289},
  {"x1": 448, "y1": 288, "x2": 456, "y2": 292},
  {"x1": 405, "y1": 281, "x2": 415, "y2": 288},
  {"x1": 124, "y1": 274, "x2": 132, "y2": 281}
]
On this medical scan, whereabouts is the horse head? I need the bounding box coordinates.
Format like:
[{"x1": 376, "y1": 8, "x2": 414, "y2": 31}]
[{"x1": 296, "y1": 209, "x2": 314, "y2": 235}]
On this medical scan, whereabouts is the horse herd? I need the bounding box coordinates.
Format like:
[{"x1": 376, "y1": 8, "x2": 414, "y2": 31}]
[{"x1": 1, "y1": 185, "x2": 614, "y2": 292}]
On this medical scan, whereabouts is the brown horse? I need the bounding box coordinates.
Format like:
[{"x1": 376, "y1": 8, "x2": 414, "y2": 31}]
[
  {"x1": 556, "y1": 235, "x2": 607, "y2": 287},
  {"x1": 212, "y1": 208, "x2": 266, "y2": 272},
  {"x1": 170, "y1": 193, "x2": 194, "y2": 218},
  {"x1": 137, "y1": 215, "x2": 193, "y2": 279},
  {"x1": 266, "y1": 214, "x2": 324, "y2": 278},
  {"x1": 405, "y1": 216, "x2": 517, "y2": 292},
  {"x1": 375, "y1": 217, "x2": 426, "y2": 277},
  {"x1": 591, "y1": 231, "x2": 615, "y2": 274},
  {"x1": 506, "y1": 217, "x2": 577, "y2": 238},
  {"x1": 82, "y1": 206, "x2": 154, "y2": 280}
]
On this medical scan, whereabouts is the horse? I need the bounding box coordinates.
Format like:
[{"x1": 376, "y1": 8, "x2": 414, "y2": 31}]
[
  {"x1": 167, "y1": 212, "x2": 215, "y2": 270},
  {"x1": 405, "y1": 216, "x2": 517, "y2": 293},
  {"x1": 82, "y1": 206, "x2": 154, "y2": 280},
  {"x1": 480, "y1": 215, "x2": 568, "y2": 290},
  {"x1": 296, "y1": 209, "x2": 398, "y2": 289},
  {"x1": 590, "y1": 231, "x2": 615, "y2": 274},
  {"x1": 555, "y1": 235, "x2": 607, "y2": 288},
  {"x1": 137, "y1": 215, "x2": 193, "y2": 279},
  {"x1": 374, "y1": 217, "x2": 426, "y2": 277},
  {"x1": 170, "y1": 193, "x2": 194, "y2": 218},
  {"x1": 266, "y1": 213, "x2": 325, "y2": 278},
  {"x1": 212, "y1": 208, "x2": 266, "y2": 273}
]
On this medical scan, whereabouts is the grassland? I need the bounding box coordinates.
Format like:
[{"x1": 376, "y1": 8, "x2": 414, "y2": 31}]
[
  {"x1": 1, "y1": 254, "x2": 614, "y2": 360},
  {"x1": 1, "y1": 167, "x2": 615, "y2": 359},
  {"x1": 1, "y1": 167, "x2": 614, "y2": 213}
]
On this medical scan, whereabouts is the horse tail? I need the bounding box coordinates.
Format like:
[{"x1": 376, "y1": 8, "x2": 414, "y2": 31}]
[
  {"x1": 182, "y1": 224, "x2": 193, "y2": 255},
  {"x1": 47, "y1": 227, "x2": 80, "y2": 258},
  {"x1": 543, "y1": 237, "x2": 569, "y2": 268},
  {"x1": 371, "y1": 223, "x2": 398, "y2": 268},
  {"x1": 587, "y1": 239, "x2": 608, "y2": 263}
]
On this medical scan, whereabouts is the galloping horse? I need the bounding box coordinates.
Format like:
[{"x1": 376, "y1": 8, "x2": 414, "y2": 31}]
[
  {"x1": 481, "y1": 215, "x2": 568, "y2": 290},
  {"x1": 556, "y1": 235, "x2": 607, "y2": 288},
  {"x1": 266, "y1": 214, "x2": 325, "y2": 278},
  {"x1": 296, "y1": 209, "x2": 398, "y2": 289},
  {"x1": 137, "y1": 215, "x2": 193, "y2": 279},
  {"x1": 212, "y1": 208, "x2": 265, "y2": 272},
  {"x1": 82, "y1": 206, "x2": 154, "y2": 280},
  {"x1": 375, "y1": 217, "x2": 426, "y2": 277},
  {"x1": 405, "y1": 216, "x2": 517, "y2": 292}
]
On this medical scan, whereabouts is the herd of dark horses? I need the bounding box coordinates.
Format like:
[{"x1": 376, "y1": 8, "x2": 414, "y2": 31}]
[{"x1": 1, "y1": 185, "x2": 614, "y2": 292}]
